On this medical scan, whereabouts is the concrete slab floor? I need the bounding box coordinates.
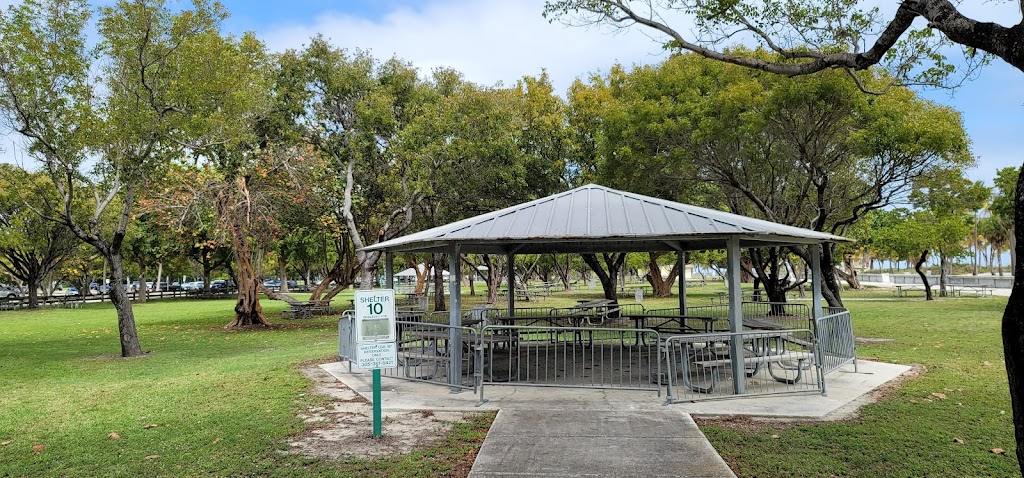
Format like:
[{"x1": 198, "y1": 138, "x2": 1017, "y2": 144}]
[{"x1": 319, "y1": 359, "x2": 912, "y2": 419}]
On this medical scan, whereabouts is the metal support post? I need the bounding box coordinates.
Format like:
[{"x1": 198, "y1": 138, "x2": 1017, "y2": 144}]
[
  {"x1": 726, "y1": 237, "x2": 745, "y2": 394},
  {"x1": 449, "y1": 245, "x2": 463, "y2": 392}
]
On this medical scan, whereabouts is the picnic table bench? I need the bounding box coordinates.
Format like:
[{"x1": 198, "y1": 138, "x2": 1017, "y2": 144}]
[
  {"x1": 892, "y1": 284, "x2": 934, "y2": 297},
  {"x1": 284, "y1": 300, "x2": 333, "y2": 319},
  {"x1": 671, "y1": 331, "x2": 815, "y2": 393},
  {"x1": 950, "y1": 284, "x2": 993, "y2": 297}
]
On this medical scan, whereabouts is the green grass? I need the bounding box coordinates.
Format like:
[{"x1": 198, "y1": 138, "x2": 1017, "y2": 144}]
[
  {"x1": 0, "y1": 286, "x2": 1019, "y2": 477},
  {"x1": 701, "y1": 295, "x2": 1020, "y2": 478},
  {"x1": 0, "y1": 294, "x2": 490, "y2": 477}
]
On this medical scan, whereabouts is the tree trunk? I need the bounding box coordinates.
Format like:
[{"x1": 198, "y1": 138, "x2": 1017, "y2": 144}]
[
  {"x1": 645, "y1": 252, "x2": 680, "y2": 297},
  {"x1": 581, "y1": 253, "x2": 625, "y2": 303},
  {"x1": 915, "y1": 250, "x2": 934, "y2": 301},
  {"x1": 1001, "y1": 166, "x2": 1024, "y2": 475},
  {"x1": 279, "y1": 248, "x2": 290, "y2": 294},
  {"x1": 137, "y1": 270, "x2": 148, "y2": 303},
  {"x1": 108, "y1": 253, "x2": 144, "y2": 357},
  {"x1": 221, "y1": 176, "x2": 268, "y2": 327},
  {"x1": 412, "y1": 261, "x2": 429, "y2": 294},
  {"x1": 840, "y1": 253, "x2": 862, "y2": 289},
  {"x1": 432, "y1": 253, "x2": 446, "y2": 312},
  {"x1": 939, "y1": 253, "x2": 951, "y2": 297},
  {"x1": 483, "y1": 254, "x2": 504, "y2": 304},
  {"x1": 26, "y1": 276, "x2": 39, "y2": 308}
]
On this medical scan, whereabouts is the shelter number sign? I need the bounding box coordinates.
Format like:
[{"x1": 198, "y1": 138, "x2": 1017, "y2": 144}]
[
  {"x1": 354, "y1": 289, "x2": 397, "y2": 370},
  {"x1": 355, "y1": 289, "x2": 396, "y2": 343}
]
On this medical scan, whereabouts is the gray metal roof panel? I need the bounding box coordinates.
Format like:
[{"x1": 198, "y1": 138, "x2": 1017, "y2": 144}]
[{"x1": 362, "y1": 184, "x2": 849, "y2": 252}]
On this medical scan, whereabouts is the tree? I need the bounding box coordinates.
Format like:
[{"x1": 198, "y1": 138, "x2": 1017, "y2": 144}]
[
  {"x1": 0, "y1": 165, "x2": 77, "y2": 308},
  {"x1": 0, "y1": 0, "x2": 228, "y2": 356},
  {"x1": 993, "y1": 167, "x2": 1018, "y2": 272},
  {"x1": 571, "y1": 53, "x2": 972, "y2": 306},
  {"x1": 546, "y1": 0, "x2": 1024, "y2": 469},
  {"x1": 302, "y1": 38, "x2": 425, "y2": 292},
  {"x1": 911, "y1": 171, "x2": 990, "y2": 296}
]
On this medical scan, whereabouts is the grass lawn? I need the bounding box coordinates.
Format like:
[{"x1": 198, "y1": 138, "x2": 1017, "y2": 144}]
[
  {"x1": 0, "y1": 293, "x2": 489, "y2": 477},
  {"x1": 0, "y1": 285, "x2": 1020, "y2": 477}
]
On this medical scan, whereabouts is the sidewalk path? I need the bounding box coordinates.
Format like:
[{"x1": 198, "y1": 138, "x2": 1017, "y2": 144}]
[{"x1": 468, "y1": 409, "x2": 736, "y2": 478}]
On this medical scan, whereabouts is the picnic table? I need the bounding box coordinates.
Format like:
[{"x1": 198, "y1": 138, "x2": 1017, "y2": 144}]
[
  {"x1": 0, "y1": 296, "x2": 24, "y2": 310},
  {"x1": 892, "y1": 284, "x2": 934, "y2": 297},
  {"x1": 669, "y1": 329, "x2": 814, "y2": 393},
  {"x1": 950, "y1": 284, "x2": 993, "y2": 297},
  {"x1": 284, "y1": 300, "x2": 333, "y2": 319}
]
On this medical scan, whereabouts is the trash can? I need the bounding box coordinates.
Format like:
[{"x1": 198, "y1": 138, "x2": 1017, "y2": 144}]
[{"x1": 634, "y1": 288, "x2": 644, "y2": 303}]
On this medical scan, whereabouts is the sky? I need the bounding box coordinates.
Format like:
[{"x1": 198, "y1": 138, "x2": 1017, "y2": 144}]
[{"x1": 3, "y1": 0, "x2": 1022, "y2": 189}]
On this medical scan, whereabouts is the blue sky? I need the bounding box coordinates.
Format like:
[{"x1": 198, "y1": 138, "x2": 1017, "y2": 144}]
[
  {"x1": 215, "y1": 0, "x2": 1019, "y2": 189},
  {"x1": 4, "y1": 0, "x2": 1021, "y2": 190}
]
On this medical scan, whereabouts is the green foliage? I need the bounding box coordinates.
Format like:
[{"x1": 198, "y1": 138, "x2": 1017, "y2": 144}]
[
  {"x1": 571, "y1": 52, "x2": 973, "y2": 237},
  {"x1": 991, "y1": 167, "x2": 1018, "y2": 221}
]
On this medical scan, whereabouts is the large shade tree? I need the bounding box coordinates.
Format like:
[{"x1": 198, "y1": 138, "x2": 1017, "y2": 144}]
[
  {"x1": 0, "y1": 0, "x2": 230, "y2": 356},
  {"x1": 0, "y1": 165, "x2": 77, "y2": 308},
  {"x1": 571, "y1": 53, "x2": 972, "y2": 306},
  {"x1": 547, "y1": 0, "x2": 1024, "y2": 469}
]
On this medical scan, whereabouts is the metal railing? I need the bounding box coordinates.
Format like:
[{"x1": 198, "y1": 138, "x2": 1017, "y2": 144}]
[
  {"x1": 663, "y1": 329, "x2": 822, "y2": 403},
  {"x1": 815, "y1": 308, "x2": 857, "y2": 375},
  {"x1": 379, "y1": 320, "x2": 478, "y2": 391},
  {"x1": 477, "y1": 324, "x2": 661, "y2": 403}
]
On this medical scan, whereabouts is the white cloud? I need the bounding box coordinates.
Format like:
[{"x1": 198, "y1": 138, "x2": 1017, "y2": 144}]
[{"x1": 260, "y1": 0, "x2": 679, "y2": 93}]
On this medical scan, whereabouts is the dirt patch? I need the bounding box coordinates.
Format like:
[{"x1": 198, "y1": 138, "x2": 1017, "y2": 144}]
[
  {"x1": 289, "y1": 366, "x2": 471, "y2": 459},
  {"x1": 866, "y1": 364, "x2": 926, "y2": 402}
]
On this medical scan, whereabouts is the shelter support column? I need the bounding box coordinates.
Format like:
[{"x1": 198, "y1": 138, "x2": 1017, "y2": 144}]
[
  {"x1": 677, "y1": 248, "x2": 687, "y2": 314},
  {"x1": 810, "y1": 243, "x2": 828, "y2": 394},
  {"x1": 449, "y1": 245, "x2": 463, "y2": 392},
  {"x1": 385, "y1": 252, "x2": 394, "y2": 289},
  {"x1": 507, "y1": 250, "x2": 515, "y2": 316},
  {"x1": 810, "y1": 244, "x2": 823, "y2": 320},
  {"x1": 726, "y1": 237, "x2": 745, "y2": 394}
]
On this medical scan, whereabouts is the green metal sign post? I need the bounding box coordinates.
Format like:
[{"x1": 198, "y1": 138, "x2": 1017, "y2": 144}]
[{"x1": 372, "y1": 369, "x2": 382, "y2": 437}]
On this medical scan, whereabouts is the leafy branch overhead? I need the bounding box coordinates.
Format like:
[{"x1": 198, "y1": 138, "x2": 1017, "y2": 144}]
[{"x1": 544, "y1": 0, "x2": 998, "y2": 93}]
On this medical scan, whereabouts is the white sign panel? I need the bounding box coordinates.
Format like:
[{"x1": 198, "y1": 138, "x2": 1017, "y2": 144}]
[
  {"x1": 357, "y1": 342, "x2": 398, "y2": 369},
  {"x1": 354, "y1": 289, "x2": 396, "y2": 344}
]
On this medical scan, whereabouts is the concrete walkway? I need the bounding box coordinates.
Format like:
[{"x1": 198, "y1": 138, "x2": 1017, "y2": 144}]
[{"x1": 469, "y1": 409, "x2": 735, "y2": 478}]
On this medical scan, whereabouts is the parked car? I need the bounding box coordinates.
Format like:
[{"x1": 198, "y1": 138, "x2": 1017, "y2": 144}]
[
  {"x1": 0, "y1": 285, "x2": 22, "y2": 299},
  {"x1": 210, "y1": 280, "x2": 236, "y2": 292},
  {"x1": 262, "y1": 279, "x2": 281, "y2": 289},
  {"x1": 169, "y1": 282, "x2": 183, "y2": 291},
  {"x1": 182, "y1": 281, "x2": 205, "y2": 291},
  {"x1": 51, "y1": 285, "x2": 78, "y2": 297}
]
